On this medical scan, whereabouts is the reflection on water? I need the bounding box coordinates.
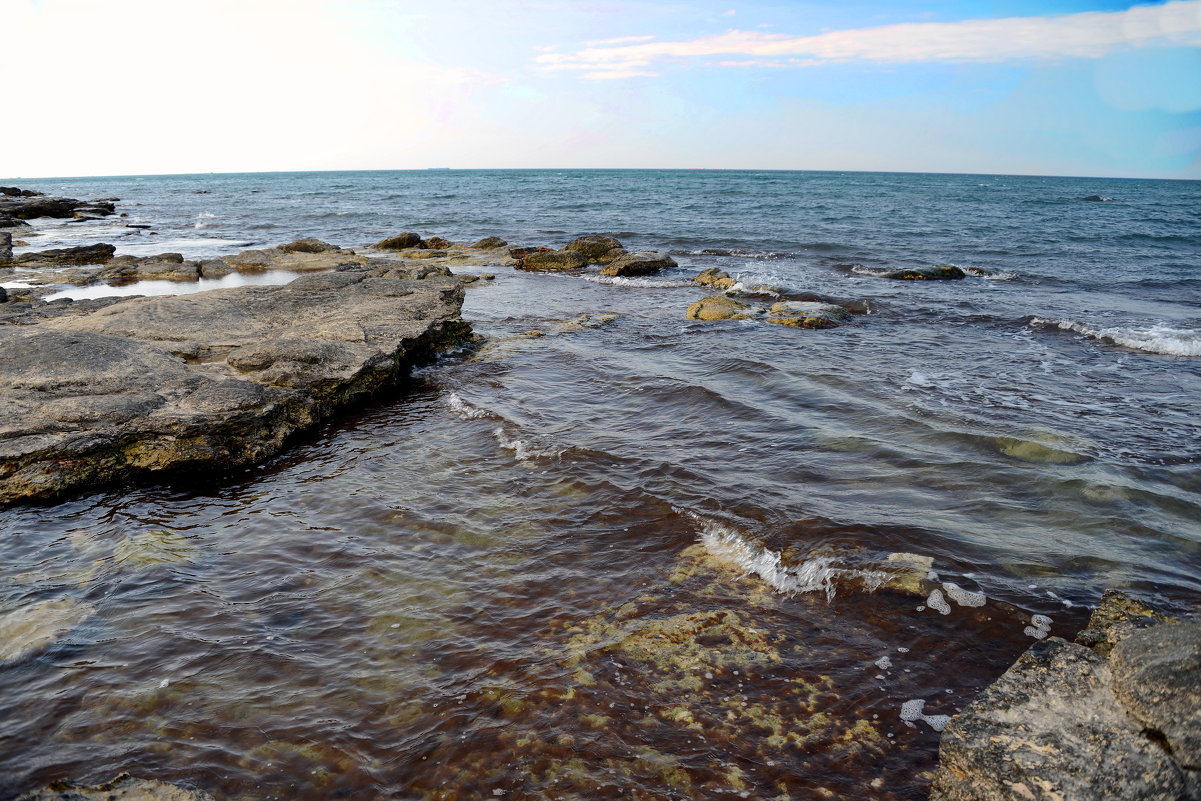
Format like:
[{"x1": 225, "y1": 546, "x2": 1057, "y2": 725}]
[{"x1": 45, "y1": 270, "x2": 302, "y2": 301}]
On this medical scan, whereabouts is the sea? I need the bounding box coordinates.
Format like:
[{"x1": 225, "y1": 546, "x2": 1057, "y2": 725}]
[{"x1": 1, "y1": 169, "x2": 1199, "y2": 801}]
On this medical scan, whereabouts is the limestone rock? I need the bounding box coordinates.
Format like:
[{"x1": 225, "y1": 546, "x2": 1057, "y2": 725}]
[
  {"x1": 0, "y1": 231, "x2": 11, "y2": 262},
  {"x1": 0, "y1": 271, "x2": 470, "y2": 504},
  {"x1": 278, "y1": 237, "x2": 340, "y2": 253},
  {"x1": 16, "y1": 773, "x2": 214, "y2": 801},
  {"x1": 0, "y1": 596, "x2": 96, "y2": 666},
  {"x1": 692, "y1": 267, "x2": 737, "y2": 291},
  {"x1": 424, "y1": 236, "x2": 452, "y2": 250},
  {"x1": 1075, "y1": 588, "x2": 1177, "y2": 657},
  {"x1": 884, "y1": 265, "x2": 966, "y2": 280},
  {"x1": 0, "y1": 195, "x2": 83, "y2": 220},
  {"x1": 563, "y1": 234, "x2": 625, "y2": 263},
  {"x1": 600, "y1": 250, "x2": 676, "y2": 277},
  {"x1": 472, "y1": 236, "x2": 508, "y2": 249},
  {"x1": 372, "y1": 232, "x2": 424, "y2": 250},
  {"x1": 931, "y1": 637, "x2": 1186, "y2": 801},
  {"x1": 765, "y1": 301, "x2": 852, "y2": 329},
  {"x1": 15, "y1": 243, "x2": 115, "y2": 267},
  {"x1": 685, "y1": 295, "x2": 758, "y2": 321},
  {"x1": 517, "y1": 250, "x2": 587, "y2": 272}
]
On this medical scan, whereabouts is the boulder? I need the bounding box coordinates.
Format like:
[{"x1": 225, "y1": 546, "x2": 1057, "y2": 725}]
[
  {"x1": 765, "y1": 301, "x2": 852, "y2": 329},
  {"x1": 600, "y1": 251, "x2": 677, "y2": 277},
  {"x1": 509, "y1": 246, "x2": 553, "y2": 260},
  {"x1": 278, "y1": 237, "x2": 340, "y2": 254},
  {"x1": 472, "y1": 236, "x2": 508, "y2": 249},
  {"x1": 692, "y1": 268, "x2": 737, "y2": 291},
  {"x1": 1, "y1": 231, "x2": 11, "y2": 262},
  {"x1": 884, "y1": 265, "x2": 965, "y2": 280},
  {"x1": 685, "y1": 295, "x2": 758, "y2": 321},
  {"x1": 0, "y1": 270, "x2": 471, "y2": 504},
  {"x1": 425, "y1": 236, "x2": 452, "y2": 250},
  {"x1": 15, "y1": 243, "x2": 115, "y2": 266},
  {"x1": 198, "y1": 259, "x2": 234, "y2": 279},
  {"x1": 563, "y1": 234, "x2": 625, "y2": 263},
  {"x1": 16, "y1": 773, "x2": 214, "y2": 801},
  {"x1": 931, "y1": 593, "x2": 1200, "y2": 801},
  {"x1": 0, "y1": 287, "x2": 7, "y2": 303},
  {"x1": 372, "y1": 232, "x2": 424, "y2": 250},
  {"x1": 225, "y1": 249, "x2": 273, "y2": 269},
  {"x1": 0, "y1": 215, "x2": 31, "y2": 229},
  {"x1": 517, "y1": 250, "x2": 587, "y2": 272},
  {"x1": 0, "y1": 195, "x2": 82, "y2": 220}
]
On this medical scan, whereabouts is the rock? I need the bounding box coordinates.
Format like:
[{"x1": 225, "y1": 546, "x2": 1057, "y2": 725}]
[
  {"x1": 472, "y1": 236, "x2": 508, "y2": 249},
  {"x1": 0, "y1": 287, "x2": 7, "y2": 303},
  {"x1": 931, "y1": 637, "x2": 1187, "y2": 801},
  {"x1": 600, "y1": 250, "x2": 676, "y2": 277},
  {"x1": 16, "y1": 773, "x2": 214, "y2": 801},
  {"x1": 1110, "y1": 623, "x2": 1201, "y2": 769},
  {"x1": 882, "y1": 552, "x2": 935, "y2": 596},
  {"x1": 0, "y1": 270, "x2": 471, "y2": 504},
  {"x1": 1, "y1": 215, "x2": 31, "y2": 229},
  {"x1": 198, "y1": 259, "x2": 234, "y2": 279},
  {"x1": 1, "y1": 231, "x2": 11, "y2": 262},
  {"x1": 517, "y1": 250, "x2": 587, "y2": 272},
  {"x1": 372, "y1": 232, "x2": 424, "y2": 250},
  {"x1": 508, "y1": 246, "x2": 552, "y2": 260},
  {"x1": 685, "y1": 295, "x2": 758, "y2": 321},
  {"x1": 884, "y1": 265, "x2": 966, "y2": 280},
  {"x1": 563, "y1": 234, "x2": 625, "y2": 263},
  {"x1": 692, "y1": 267, "x2": 737, "y2": 291},
  {"x1": 15, "y1": 243, "x2": 116, "y2": 266},
  {"x1": 278, "y1": 237, "x2": 340, "y2": 253},
  {"x1": 1082, "y1": 195, "x2": 1113, "y2": 202},
  {"x1": 1075, "y1": 589, "x2": 1177, "y2": 657},
  {"x1": 226, "y1": 249, "x2": 273, "y2": 269},
  {"x1": 0, "y1": 596, "x2": 96, "y2": 665},
  {"x1": 0, "y1": 195, "x2": 83, "y2": 220},
  {"x1": 765, "y1": 301, "x2": 852, "y2": 329},
  {"x1": 425, "y1": 236, "x2": 452, "y2": 250}
]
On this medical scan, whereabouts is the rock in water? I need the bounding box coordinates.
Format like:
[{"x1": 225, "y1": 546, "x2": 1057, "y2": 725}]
[
  {"x1": 0, "y1": 597, "x2": 96, "y2": 665},
  {"x1": 600, "y1": 251, "x2": 677, "y2": 277},
  {"x1": 16, "y1": 243, "x2": 116, "y2": 267},
  {"x1": 930, "y1": 592, "x2": 1199, "y2": 801},
  {"x1": 0, "y1": 270, "x2": 470, "y2": 504},
  {"x1": 371, "y1": 232, "x2": 424, "y2": 250},
  {"x1": 471, "y1": 236, "x2": 508, "y2": 249},
  {"x1": 884, "y1": 265, "x2": 966, "y2": 280},
  {"x1": 692, "y1": 268, "x2": 737, "y2": 290},
  {"x1": 685, "y1": 295, "x2": 758, "y2": 321},
  {"x1": 517, "y1": 250, "x2": 587, "y2": 272},
  {"x1": 16, "y1": 773, "x2": 214, "y2": 801},
  {"x1": 563, "y1": 234, "x2": 625, "y2": 263},
  {"x1": 765, "y1": 301, "x2": 852, "y2": 329}
]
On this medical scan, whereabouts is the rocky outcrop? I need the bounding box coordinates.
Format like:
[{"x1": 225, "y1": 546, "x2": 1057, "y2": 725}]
[
  {"x1": 765, "y1": 301, "x2": 852, "y2": 329},
  {"x1": 685, "y1": 295, "x2": 758, "y2": 321},
  {"x1": 277, "y1": 237, "x2": 341, "y2": 254},
  {"x1": 600, "y1": 250, "x2": 677, "y2": 277},
  {"x1": 516, "y1": 250, "x2": 587, "y2": 272},
  {"x1": 372, "y1": 232, "x2": 424, "y2": 250},
  {"x1": 693, "y1": 268, "x2": 737, "y2": 291},
  {"x1": 472, "y1": 236, "x2": 508, "y2": 249},
  {"x1": 1, "y1": 231, "x2": 11, "y2": 262},
  {"x1": 931, "y1": 591, "x2": 1199, "y2": 801},
  {"x1": 0, "y1": 268, "x2": 470, "y2": 504},
  {"x1": 563, "y1": 234, "x2": 625, "y2": 263},
  {"x1": 16, "y1": 773, "x2": 214, "y2": 801},
  {"x1": 885, "y1": 265, "x2": 965, "y2": 280},
  {"x1": 0, "y1": 195, "x2": 85, "y2": 221},
  {"x1": 12, "y1": 243, "x2": 116, "y2": 267}
]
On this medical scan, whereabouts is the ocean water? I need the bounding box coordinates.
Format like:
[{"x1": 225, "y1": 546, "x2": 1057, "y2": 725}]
[{"x1": 1, "y1": 169, "x2": 1199, "y2": 800}]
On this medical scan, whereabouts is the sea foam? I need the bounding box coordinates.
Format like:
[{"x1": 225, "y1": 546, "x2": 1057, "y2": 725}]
[{"x1": 1031, "y1": 318, "x2": 1201, "y2": 357}]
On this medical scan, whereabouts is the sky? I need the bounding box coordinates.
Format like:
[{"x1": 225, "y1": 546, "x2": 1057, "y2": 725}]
[{"x1": 4, "y1": 0, "x2": 1200, "y2": 179}]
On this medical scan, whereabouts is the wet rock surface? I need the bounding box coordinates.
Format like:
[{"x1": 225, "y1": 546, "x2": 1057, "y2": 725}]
[
  {"x1": 0, "y1": 260, "x2": 471, "y2": 504},
  {"x1": 600, "y1": 250, "x2": 677, "y2": 277},
  {"x1": 16, "y1": 773, "x2": 214, "y2": 801},
  {"x1": 884, "y1": 265, "x2": 966, "y2": 280},
  {"x1": 931, "y1": 591, "x2": 1200, "y2": 801}
]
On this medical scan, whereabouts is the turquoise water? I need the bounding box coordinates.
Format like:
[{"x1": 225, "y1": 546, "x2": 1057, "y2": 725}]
[{"x1": 1, "y1": 169, "x2": 1199, "y2": 800}]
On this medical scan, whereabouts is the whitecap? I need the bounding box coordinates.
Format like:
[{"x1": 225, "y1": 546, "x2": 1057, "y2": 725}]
[
  {"x1": 445, "y1": 392, "x2": 494, "y2": 420},
  {"x1": 1030, "y1": 318, "x2": 1201, "y2": 357},
  {"x1": 492, "y1": 426, "x2": 565, "y2": 461},
  {"x1": 582, "y1": 275, "x2": 692, "y2": 289}
]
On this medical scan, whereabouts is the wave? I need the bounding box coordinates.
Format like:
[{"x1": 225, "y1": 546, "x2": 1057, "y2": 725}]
[
  {"x1": 445, "y1": 393, "x2": 565, "y2": 460},
  {"x1": 689, "y1": 514, "x2": 887, "y2": 601},
  {"x1": 582, "y1": 275, "x2": 693, "y2": 289},
  {"x1": 1030, "y1": 317, "x2": 1201, "y2": 357},
  {"x1": 444, "y1": 392, "x2": 496, "y2": 420}
]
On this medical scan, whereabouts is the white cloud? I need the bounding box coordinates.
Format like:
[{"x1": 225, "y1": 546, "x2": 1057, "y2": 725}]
[{"x1": 537, "y1": 0, "x2": 1201, "y2": 79}]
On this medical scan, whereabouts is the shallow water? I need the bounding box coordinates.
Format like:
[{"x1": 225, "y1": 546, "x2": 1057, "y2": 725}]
[{"x1": 1, "y1": 169, "x2": 1198, "y2": 800}]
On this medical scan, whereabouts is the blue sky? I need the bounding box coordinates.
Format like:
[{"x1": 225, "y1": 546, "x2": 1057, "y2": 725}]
[{"x1": 5, "y1": 0, "x2": 1200, "y2": 178}]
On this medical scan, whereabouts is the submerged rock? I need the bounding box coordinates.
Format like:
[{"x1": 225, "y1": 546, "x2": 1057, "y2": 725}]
[
  {"x1": 16, "y1": 773, "x2": 214, "y2": 801},
  {"x1": 0, "y1": 596, "x2": 96, "y2": 665},
  {"x1": 0, "y1": 270, "x2": 470, "y2": 504},
  {"x1": 765, "y1": 301, "x2": 852, "y2": 329},
  {"x1": 685, "y1": 294, "x2": 758, "y2": 321},
  {"x1": 931, "y1": 595, "x2": 1200, "y2": 801},
  {"x1": 600, "y1": 250, "x2": 676, "y2": 277},
  {"x1": 884, "y1": 264, "x2": 966, "y2": 280},
  {"x1": 993, "y1": 428, "x2": 1091, "y2": 465}
]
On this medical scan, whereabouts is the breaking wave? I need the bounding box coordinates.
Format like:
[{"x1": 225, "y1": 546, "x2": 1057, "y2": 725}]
[{"x1": 1030, "y1": 318, "x2": 1201, "y2": 357}]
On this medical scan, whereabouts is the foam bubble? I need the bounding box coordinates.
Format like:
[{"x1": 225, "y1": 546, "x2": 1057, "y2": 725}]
[
  {"x1": 926, "y1": 589, "x2": 951, "y2": 615},
  {"x1": 1024, "y1": 613, "x2": 1053, "y2": 639},
  {"x1": 874, "y1": 655, "x2": 893, "y2": 670},
  {"x1": 899, "y1": 699, "x2": 950, "y2": 732},
  {"x1": 943, "y1": 582, "x2": 986, "y2": 608},
  {"x1": 1031, "y1": 317, "x2": 1201, "y2": 357}
]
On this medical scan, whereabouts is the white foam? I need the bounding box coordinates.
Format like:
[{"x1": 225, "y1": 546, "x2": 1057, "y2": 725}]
[
  {"x1": 1031, "y1": 318, "x2": 1201, "y2": 357},
  {"x1": 582, "y1": 275, "x2": 692, "y2": 289},
  {"x1": 926, "y1": 589, "x2": 951, "y2": 615},
  {"x1": 874, "y1": 655, "x2": 893, "y2": 670},
  {"x1": 899, "y1": 699, "x2": 950, "y2": 732},
  {"x1": 1024, "y1": 613, "x2": 1053, "y2": 639},
  {"x1": 943, "y1": 582, "x2": 986, "y2": 608},
  {"x1": 445, "y1": 392, "x2": 493, "y2": 420},
  {"x1": 850, "y1": 265, "x2": 892, "y2": 277},
  {"x1": 691, "y1": 514, "x2": 887, "y2": 601},
  {"x1": 492, "y1": 427, "x2": 564, "y2": 461}
]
